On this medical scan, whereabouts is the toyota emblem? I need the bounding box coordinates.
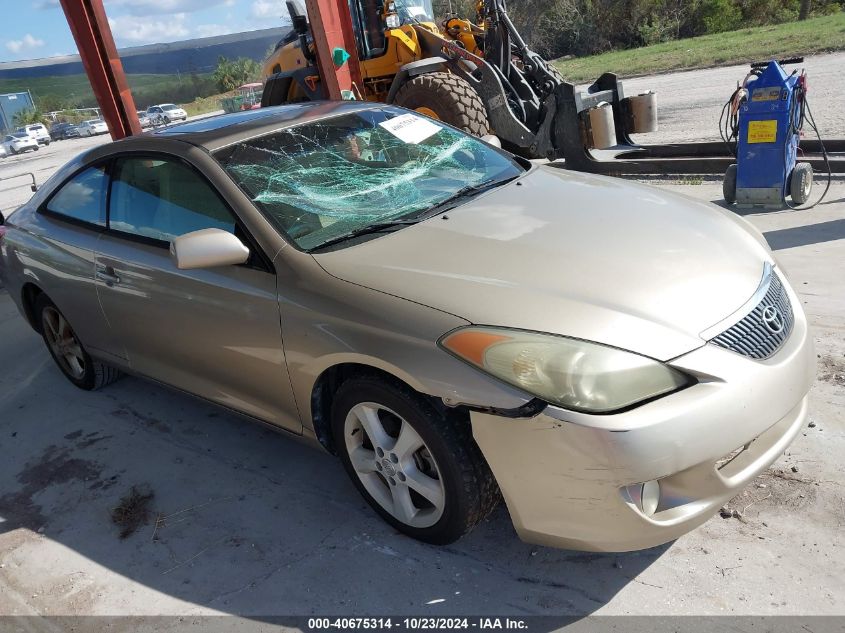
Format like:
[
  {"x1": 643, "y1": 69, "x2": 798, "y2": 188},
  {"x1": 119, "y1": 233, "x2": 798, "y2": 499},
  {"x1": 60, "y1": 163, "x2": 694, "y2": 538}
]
[{"x1": 762, "y1": 306, "x2": 784, "y2": 334}]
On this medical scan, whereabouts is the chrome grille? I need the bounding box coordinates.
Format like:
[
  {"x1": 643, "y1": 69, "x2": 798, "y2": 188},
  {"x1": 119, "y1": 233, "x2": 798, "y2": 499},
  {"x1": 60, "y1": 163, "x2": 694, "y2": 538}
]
[{"x1": 709, "y1": 270, "x2": 794, "y2": 359}]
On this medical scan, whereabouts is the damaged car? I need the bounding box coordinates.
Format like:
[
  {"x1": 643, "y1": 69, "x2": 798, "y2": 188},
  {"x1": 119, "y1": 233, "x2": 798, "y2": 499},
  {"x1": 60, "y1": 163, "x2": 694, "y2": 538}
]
[{"x1": 0, "y1": 103, "x2": 814, "y2": 551}]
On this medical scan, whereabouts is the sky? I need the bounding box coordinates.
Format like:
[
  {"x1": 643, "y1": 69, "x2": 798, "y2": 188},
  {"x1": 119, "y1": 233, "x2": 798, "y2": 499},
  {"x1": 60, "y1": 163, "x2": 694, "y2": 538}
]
[{"x1": 1, "y1": 0, "x2": 290, "y2": 63}]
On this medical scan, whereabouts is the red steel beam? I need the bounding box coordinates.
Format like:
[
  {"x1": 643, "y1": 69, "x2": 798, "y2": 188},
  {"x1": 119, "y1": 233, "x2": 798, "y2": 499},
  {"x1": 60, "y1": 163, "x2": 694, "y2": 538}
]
[
  {"x1": 306, "y1": 0, "x2": 363, "y2": 100},
  {"x1": 59, "y1": 0, "x2": 141, "y2": 139}
]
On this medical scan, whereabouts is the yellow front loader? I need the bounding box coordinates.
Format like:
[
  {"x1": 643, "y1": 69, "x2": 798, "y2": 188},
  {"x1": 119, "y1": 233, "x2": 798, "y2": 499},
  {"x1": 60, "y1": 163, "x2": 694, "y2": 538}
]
[{"x1": 261, "y1": 0, "x2": 571, "y2": 158}]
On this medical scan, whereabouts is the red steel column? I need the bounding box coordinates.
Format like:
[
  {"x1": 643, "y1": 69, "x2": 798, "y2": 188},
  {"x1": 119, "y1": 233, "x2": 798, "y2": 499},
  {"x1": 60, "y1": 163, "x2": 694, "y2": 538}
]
[
  {"x1": 59, "y1": 0, "x2": 141, "y2": 139},
  {"x1": 306, "y1": 0, "x2": 363, "y2": 100}
]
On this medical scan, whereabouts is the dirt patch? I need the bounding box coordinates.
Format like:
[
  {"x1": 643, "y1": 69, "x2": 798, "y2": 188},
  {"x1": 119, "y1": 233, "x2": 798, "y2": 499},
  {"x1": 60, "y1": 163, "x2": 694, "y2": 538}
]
[
  {"x1": 721, "y1": 467, "x2": 819, "y2": 522},
  {"x1": 817, "y1": 354, "x2": 845, "y2": 385},
  {"x1": 0, "y1": 445, "x2": 101, "y2": 532},
  {"x1": 111, "y1": 485, "x2": 155, "y2": 539}
]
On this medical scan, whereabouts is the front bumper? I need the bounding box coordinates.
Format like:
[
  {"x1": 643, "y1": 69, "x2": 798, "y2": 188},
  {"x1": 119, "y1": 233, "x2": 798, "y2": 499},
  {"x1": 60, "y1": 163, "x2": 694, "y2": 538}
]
[{"x1": 471, "y1": 281, "x2": 815, "y2": 552}]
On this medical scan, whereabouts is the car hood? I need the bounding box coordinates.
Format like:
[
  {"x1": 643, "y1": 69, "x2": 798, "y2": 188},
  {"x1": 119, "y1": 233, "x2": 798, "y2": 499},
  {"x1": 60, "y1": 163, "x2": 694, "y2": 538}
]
[{"x1": 313, "y1": 167, "x2": 772, "y2": 361}]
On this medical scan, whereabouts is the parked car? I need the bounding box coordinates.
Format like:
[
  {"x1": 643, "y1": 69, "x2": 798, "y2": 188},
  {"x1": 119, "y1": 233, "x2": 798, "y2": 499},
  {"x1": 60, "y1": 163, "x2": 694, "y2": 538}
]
[
  {"x1": 2, "y1": 132, "x2": 39, "y2": 155},
  {"x1": 16, "y1": 123, "x2": 51, "y2": 145},
  {"x1": 50, "y1": 122, "x2": 81, "y2": 141},
  {"x1": 146, "y1": 103, "x2": 188, "y2": 125},
  {"x1": 77, "y1": 119, "x2": 109, "y2": 137},
  {"x1": 136, "y1": 111, "x2": 152, "y2": 128},
  {"x1": 0, "y1": 103, "x2": 814, "y2": 551}
]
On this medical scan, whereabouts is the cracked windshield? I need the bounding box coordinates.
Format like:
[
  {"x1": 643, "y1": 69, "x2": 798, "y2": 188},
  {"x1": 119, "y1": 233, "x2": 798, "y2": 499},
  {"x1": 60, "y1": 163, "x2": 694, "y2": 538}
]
[{"x1": 214, "y1": 108, "x2": 523, "y2": 250}]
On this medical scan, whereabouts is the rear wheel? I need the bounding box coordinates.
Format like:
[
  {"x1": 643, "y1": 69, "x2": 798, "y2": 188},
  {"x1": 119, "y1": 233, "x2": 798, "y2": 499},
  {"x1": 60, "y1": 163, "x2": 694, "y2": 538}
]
[
  {"x1": 790, "y1": 162, "x2": 813, "y2": 205},
  {"x1": 723, "y1": 163, "x2": 737, "y2": 204},
  {"x1": 332, "y1": 376, "x2": 499, "y2": 544},
  {"x1": 393, "y1": 72, "x2": 490, "y2": 137},
  {"x1": 35, "y1": 294, "x2": 122, "y2": 391}
]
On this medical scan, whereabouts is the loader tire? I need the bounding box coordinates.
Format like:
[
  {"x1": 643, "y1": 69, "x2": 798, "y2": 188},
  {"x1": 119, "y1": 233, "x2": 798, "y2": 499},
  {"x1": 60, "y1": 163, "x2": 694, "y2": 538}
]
[{"x1": 393, "y1": 72, "x2": 489, "y2": 138}]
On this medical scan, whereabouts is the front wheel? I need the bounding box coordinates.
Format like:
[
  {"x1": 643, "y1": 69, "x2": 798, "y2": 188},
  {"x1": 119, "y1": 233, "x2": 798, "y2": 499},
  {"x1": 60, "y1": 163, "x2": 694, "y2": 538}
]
[
  {"x1": 393, "y1": 72, "x2": 490, "y2": 138},
  {"x1": 35, "y1": 294, "x2": 122, "y2": 391},
  {"x1": 332, "y1": 376, "x2": 499, "y2": 545}
]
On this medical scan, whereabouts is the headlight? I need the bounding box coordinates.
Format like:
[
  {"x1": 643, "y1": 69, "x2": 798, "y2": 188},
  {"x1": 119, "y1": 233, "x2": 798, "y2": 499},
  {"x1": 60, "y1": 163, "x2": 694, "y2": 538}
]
[{"x1": 439, "y1": 327, "x2": 691, "y2": 413}]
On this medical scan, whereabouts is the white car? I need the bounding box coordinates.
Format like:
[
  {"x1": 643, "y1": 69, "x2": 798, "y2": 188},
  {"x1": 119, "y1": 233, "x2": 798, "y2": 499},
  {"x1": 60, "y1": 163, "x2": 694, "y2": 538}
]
[
  {"x1": 136, "y1": 111, "x2": 153, "y2": 128},
  {"x1": 77, "y1": 119, "x2": 109, "y2": 136},
  {"x1": 2, "y1": 132, "x2": 39, "y2": 155},
  {"x1": 16, "y1": 123, "x2": 51, "y2": 146},
  {"x1": 146, "y1": 103, "x2": 188, "y2": 125}
]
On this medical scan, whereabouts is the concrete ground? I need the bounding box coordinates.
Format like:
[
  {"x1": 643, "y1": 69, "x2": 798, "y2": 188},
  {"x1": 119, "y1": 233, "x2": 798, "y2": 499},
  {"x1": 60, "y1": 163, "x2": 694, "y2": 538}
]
[{"x1": 1, "y1": 62, "x2": 844, "y2": 621}]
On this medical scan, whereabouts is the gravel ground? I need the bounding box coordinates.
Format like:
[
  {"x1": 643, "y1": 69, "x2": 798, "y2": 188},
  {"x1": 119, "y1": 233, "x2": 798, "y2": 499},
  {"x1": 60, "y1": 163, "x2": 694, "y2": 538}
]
[
  {"x1": 622, "y1": 51, "x2": 845, "y2": 144},
  {"x1": 0, "y1": 63, "x2": 843, "y2": 623}
]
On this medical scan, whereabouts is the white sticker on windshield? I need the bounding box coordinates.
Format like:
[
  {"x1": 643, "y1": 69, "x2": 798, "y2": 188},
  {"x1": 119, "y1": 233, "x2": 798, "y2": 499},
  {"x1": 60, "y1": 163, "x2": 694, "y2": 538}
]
[{"x1": 378, "y1": 113, "x2": 441, "y2": 144}]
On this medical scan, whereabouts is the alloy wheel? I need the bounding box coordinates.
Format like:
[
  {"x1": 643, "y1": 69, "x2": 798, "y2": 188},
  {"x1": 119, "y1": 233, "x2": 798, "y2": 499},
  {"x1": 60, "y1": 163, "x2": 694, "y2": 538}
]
[
  {"x1": 344, "y1": 402, "x2": 446, "y2": 528},
  {"x1": 42, "y1": 306, "x2": 86, "y2": 380}
]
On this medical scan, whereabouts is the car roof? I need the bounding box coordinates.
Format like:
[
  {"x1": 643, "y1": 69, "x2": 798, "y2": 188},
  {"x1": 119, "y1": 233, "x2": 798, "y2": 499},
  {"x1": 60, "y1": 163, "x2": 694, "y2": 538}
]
[{"x1": 107, "y1": 101, "x2": 387, "y2": 153}]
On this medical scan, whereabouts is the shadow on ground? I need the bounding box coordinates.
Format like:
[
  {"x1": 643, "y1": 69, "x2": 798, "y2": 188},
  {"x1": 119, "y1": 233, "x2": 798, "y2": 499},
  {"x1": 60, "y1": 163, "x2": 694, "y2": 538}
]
[{"x1": 0, "y1": 293, "x2": 666, "y2": 619}]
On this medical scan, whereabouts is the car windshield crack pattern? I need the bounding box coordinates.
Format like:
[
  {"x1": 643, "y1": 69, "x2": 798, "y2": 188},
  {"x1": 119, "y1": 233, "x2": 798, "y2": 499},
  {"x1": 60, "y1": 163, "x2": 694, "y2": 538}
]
[{"x1": 215, "y1": 109, "x2": 521, "y2": 250}]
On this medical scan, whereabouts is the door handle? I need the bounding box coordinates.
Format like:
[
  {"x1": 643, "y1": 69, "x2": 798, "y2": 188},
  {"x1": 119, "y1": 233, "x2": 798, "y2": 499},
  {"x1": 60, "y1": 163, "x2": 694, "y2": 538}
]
[{"x1": 95, "y1": 264, "x2": 120, "y2": 285}]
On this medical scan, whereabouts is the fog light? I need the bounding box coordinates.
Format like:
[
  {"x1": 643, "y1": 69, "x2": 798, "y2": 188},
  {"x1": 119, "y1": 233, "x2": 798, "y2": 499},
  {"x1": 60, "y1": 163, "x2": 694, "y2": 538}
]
[{"x1": 641, "y1": 480, "x2": 661, "y2": 516}]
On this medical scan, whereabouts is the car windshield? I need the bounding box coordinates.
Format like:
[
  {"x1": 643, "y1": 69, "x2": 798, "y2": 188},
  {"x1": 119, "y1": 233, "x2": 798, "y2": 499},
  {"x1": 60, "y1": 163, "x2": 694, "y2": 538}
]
[
  {"x1": 162, "y1": 104, "x2": 178, "y2": 111},
  {"x1": 214, "y1": 108, "x2": 523, "y2": 250}
]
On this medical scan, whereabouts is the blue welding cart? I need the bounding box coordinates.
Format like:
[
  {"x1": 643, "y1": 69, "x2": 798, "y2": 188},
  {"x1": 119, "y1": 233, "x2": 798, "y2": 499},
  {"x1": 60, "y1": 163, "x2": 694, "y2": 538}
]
[{"x1": 723, "y1": 60, "x2": 812, "y2": 208}]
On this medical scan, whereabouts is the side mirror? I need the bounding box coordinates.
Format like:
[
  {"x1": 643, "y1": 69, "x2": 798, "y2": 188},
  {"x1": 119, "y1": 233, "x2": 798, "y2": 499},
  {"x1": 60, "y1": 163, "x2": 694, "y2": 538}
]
[
  {"x1": 287, "y1": 0, "x2": 309, "y2": 35},
  {"x1": 481, "y1": 134, "x2": 502, "y2": 148},
  {"x1": 170, "y1": 228, "x2": 249, "y2": 270}
]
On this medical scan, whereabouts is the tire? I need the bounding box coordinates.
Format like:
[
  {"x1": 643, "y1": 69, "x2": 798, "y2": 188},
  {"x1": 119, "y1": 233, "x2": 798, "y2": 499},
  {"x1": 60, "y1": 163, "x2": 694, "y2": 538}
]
[
  {"x1": 34, "y1": 294, "x2": 122, "y2": 391},
  {"x1": 723, "y1": 163, "x2": 737, "y2": 204},
  {"x1": 163, "y1": 116, "x2": 171, "y2": 125},
  {"x1": 393, "y1": 71, "x2": 490, "y2": 137},
  {"x1": 332, "y1": 375, "x2": 499, "y2": 545},
  {"x1": 790, "y1": 162, "x2": 813, "y2": 205},
  {"x1": 33, "y1": 146, "x2": 39, "y2": 152}
]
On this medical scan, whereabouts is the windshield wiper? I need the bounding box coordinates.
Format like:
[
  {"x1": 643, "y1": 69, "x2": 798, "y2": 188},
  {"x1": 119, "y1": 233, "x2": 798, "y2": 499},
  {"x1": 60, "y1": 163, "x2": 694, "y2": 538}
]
[
  {"x1": 420, "y1": 175, "x2": 519, "y2": 219},
  {"x1": 309, "y1": 218, "x2": 420, "y2": 252},
  {"x1": 309, "y1": 176, "x2": 519, "y2": 252}
]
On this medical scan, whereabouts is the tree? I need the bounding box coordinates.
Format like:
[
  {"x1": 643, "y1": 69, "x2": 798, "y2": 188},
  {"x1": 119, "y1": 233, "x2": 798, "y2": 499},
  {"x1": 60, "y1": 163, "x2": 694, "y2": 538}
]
[
  {"x1": 36, "y1": 93, "x2": 71, "y2": 114},
  {"x1": 799, "y1": 0, "x2": 811, "y2": 18},
  {"x1": 13, "y1": 108, "x2": 47, "y2": 127},
  {"x1": 213, "y1": 56, "x2": 263, "y2": 92}
]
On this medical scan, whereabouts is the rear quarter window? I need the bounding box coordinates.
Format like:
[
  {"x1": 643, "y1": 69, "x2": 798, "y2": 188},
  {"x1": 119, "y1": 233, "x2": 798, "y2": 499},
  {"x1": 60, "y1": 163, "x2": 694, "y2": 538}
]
[{"x1": 44, "y1": 166, "x2": 108, "y2": 227}]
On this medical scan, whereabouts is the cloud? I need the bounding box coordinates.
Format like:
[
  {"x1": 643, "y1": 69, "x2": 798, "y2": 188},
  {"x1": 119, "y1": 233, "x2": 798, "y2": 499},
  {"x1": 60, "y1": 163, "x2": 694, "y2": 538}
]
[
  {"x1": 251, "y1": 0, "x2": 283, "y2": 18},
  {"x1": 5, "y1": 34, "x2": 46, "y2": 54},
  {"x1": 105, "y1": 0, "x2": 232, "y2": 15},
  {"x1": 195, "y1": 23, "x2": 237, "y2": 38},
  {"x1": 107, "y1": 14, "x2": 190, "y2": 44}
]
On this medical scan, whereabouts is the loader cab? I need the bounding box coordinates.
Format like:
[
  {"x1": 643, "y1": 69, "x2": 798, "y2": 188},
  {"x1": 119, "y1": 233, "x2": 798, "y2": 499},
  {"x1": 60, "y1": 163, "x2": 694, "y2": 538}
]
[{"x1": 350, "y1": 0, "x2": 435, "y2": 60}]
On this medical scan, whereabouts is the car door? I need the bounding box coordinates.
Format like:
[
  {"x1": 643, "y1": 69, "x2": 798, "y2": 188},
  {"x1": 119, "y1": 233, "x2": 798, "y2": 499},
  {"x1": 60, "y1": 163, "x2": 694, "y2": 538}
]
[
  {"x1": 31, "y1": 163, "x2": 126, "y2": 361},
  {"x1": 94, "y1": 154, "x2": 301, "y2": 432}
]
